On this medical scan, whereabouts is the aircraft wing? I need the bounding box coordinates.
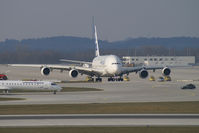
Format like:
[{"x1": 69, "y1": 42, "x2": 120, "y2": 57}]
[
  {"x1": 9, "y1": 64, "x2": 72, "y2": 70},
  {"x1": 60, "y1": 59, "x2": 92, "y2": 64},
  {"x1": 9, "y1": 64, "x2": 103, "y2": 76},
  {"x1": 121, "y1": 66, "x2": 164, "y2": 74}
]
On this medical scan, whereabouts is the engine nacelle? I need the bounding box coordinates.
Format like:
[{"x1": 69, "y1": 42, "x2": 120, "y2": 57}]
[
  {"x1": 139, "y1": 69, "x2": 148, "y2": 79},
  {"x1": 69, "y1": 69, "x2": 78, "y2": 78},
  {"x1": 41, "y1": 67, "x2": 50, "y2": 76},
  {"x1": 162, "y1": 67, "x2": 171, "y2": 76}
]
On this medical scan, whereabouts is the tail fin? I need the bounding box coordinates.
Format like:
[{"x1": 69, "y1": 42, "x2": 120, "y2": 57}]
[{"x1": 94, "y1": 25, "x2": 100, "y2": 57}]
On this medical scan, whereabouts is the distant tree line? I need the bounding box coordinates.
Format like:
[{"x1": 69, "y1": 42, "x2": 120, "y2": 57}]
[
  {"x1": 0, "y1": 45, "x2": 199, "y2": 64},
  {"x1": 0, "y1": 36, "x2": 199, "y2": 64}
]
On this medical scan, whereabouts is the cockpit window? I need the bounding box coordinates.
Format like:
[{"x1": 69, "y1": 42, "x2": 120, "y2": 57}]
[
  {"x1": 112, "y1": 63, "x2": 120, "y2": 65},
  {"x1": 51, "y1": 83, "x2": 57, "y2": 85}
]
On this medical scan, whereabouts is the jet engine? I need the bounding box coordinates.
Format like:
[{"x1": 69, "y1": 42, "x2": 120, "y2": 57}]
[
  {"x1": 139, "y1": 69, "x2": 148, "y2": 79},
  {"x1": 69, "y1": 69, "x2": 78, "y2": 78},
  {"x1": 162, "y1": 67, "x2": 171, "y2": 76},
  {"x1": 41, "y1": 67, "x2": 50, "y2": 76}
]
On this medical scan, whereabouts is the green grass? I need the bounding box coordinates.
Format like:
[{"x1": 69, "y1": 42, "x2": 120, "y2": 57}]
[
  {"x1": 0, "y1": 101, "x2": 199, "y2": 115},
  {"x1": 0, "y1": 126, "x2": 198, "y2": 133},
  {"x1": 0, "y1": 97, "x2": 25, "y2": 101},
  {"x1": 0, "y1": 87, "x2": 102, "y2": 93}
]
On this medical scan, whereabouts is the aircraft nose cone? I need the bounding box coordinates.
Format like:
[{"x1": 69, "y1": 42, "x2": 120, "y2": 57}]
[
  {"x1": 57, "y1": 86, "x2": 62, "y2": 92},
  {"x1": 110, "y1": 65, "x2": 121, "y2": 75}
]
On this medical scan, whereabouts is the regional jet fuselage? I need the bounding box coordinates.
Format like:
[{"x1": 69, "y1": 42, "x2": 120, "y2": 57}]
[{"x1": 0, "y1": 80, "x2": 62, "y2": 94}]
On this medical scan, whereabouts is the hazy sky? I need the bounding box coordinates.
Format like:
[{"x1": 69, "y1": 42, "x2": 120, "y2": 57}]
[{"x1": 0, "y1": 0, "x2": 199, "y2": 42}]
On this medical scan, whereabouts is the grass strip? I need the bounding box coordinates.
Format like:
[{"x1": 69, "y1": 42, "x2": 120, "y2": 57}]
[
  {"x1": 0, "y1": 126, "x2": 198, "y2": 133},
  {"x1": 0, "y1": 87, "x2": 102, "y2": 93},
  {"x1": 0, "y1": 101, "x2": 199, "y2": 114},
  {"x1": 0, "y1": 97, "x2": 25, "y2": 101}
]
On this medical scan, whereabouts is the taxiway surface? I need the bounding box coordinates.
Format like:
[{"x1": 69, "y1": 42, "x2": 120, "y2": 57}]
[{"x1": 0, "y1": 65, "x2": 199, "y2": 105}]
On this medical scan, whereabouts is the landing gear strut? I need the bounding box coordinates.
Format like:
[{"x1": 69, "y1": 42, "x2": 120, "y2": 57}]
[{"x1": 3, "y1": 90, "x2": 9, "y2": 94}]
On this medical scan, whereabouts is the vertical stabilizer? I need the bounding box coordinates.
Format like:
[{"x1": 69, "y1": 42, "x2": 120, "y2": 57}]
[
  {"x1": 95, "y1": 25, "x2": 100, "y2": 57},
  {"x1": 92, "y1": 16, "x2": 95, "y2": 40}
]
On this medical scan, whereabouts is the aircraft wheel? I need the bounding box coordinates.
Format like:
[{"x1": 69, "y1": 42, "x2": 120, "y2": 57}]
[
  {"x1": 99, "y1": 78, "x2": 102, "y2": 82},
  {"x1": 91, "y1": 78, "x2": 94, "y2": 82},
  {"x1": 96, "y1": 78, "x2": 99, "y2": 82},
  {"x1": 108, "y1": 77, "x2": 113, "y2": 82},
  {"x1": 2, "y1": 76, "x2": 8, "y2": 80},
  {"x1": 96, "y1": 78, "x2": 102, "y2": 82}
]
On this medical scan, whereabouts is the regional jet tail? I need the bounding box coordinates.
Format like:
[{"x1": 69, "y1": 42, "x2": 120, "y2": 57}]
[
  {"x1": 0, "y1": 80, "x2": 62, "y2": 94},
  {"x1": 9, "y1": 25, "x2": 171, "y2": 82}
]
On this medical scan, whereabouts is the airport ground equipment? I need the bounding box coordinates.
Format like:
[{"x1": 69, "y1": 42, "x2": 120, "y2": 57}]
[{"x1": 0, "y1": 74, "x2": 7, "y2": 80}]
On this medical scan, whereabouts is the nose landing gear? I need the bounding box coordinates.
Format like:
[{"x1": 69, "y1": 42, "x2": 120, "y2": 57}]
[{"x1": 3, "y1": 90, "x2": 9, "y2": 94}]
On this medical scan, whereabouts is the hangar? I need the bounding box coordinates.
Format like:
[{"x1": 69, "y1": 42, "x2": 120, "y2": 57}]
[{"x1": 122, "y1": 56, "x2": 195, "y2": 66}]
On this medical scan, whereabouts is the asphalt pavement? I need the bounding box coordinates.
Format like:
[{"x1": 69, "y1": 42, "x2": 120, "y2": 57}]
[{"x1": 0, "y1": 114, "x2": 199, "y2": 126}]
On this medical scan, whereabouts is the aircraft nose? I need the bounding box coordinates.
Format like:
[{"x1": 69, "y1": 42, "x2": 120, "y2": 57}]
[
  {"x1": 112, "y1": 65, "x2": 121, "y2": 74},
  {"x1": 57, "y1": 86, "x2": 62, "y2": 92},
  {"x1": 54, "y1": 86, "x2": 62, "y2": 92}
]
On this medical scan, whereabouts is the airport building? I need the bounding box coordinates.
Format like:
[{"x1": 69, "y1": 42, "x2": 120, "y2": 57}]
[{"x1": 122, "y1": 56, "x2": 195, "y2": 66}]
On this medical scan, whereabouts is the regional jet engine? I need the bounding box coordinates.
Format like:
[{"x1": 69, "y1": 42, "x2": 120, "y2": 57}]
[
  {"x1": 41, "y1": 67, "x2": 50, "y2": 76},
  {"x1": 139, "y1": 69, "x2": 148, "y2": 79},
  {"x1": 162, "y1": 67, "x2": 171, "y2": 76},
  {"x1": 69, "y1": 69, "x2": 78, "y2": 78}
]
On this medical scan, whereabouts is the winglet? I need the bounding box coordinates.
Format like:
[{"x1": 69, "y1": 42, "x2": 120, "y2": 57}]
[{"x1": 94, "y1": 25, "x2": 100, "y2": 57}]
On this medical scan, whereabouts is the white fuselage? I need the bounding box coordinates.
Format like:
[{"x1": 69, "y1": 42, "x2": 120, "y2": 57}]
[
  {"x1": 92, "y1": 55, "x2": 122, "y2": 76},
  {"x1": 0, "y1": 80, "x2": 62, "y2": 91}
]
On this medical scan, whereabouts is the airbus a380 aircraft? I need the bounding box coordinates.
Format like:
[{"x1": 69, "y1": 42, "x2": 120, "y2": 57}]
[
  {"x1": 10, "y1": 26, "x2": 171, "y2": 82},
  {"x1": 0, "y1": 80, "x2": 62, "y2": 94}
]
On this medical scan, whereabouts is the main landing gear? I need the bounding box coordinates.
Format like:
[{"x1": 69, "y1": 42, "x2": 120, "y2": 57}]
[
  {"x1": 85, "y1": 76, "x2": 129, "y2": 82},
  {"x1": 95, "y1": 77, "x2": 102, "y2": 82},
  {"x1": 108, "y1": 77, "x2": 124, "y2": 82},
  {"x1": 86, "y1": 76, "x2": 102, "y2": 82}
]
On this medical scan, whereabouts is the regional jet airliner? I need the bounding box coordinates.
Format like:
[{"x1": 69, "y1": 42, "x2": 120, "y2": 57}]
[{"x1": 0, "y1": 80, "x2": 62, "y2": 94}]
